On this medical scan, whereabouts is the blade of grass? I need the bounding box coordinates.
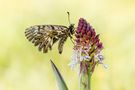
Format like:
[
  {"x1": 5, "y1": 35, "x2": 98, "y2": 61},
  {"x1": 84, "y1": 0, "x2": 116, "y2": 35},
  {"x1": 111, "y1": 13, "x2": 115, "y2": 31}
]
[{"x1": 50, "y1": 60, "x2": 68, "y2": 90}]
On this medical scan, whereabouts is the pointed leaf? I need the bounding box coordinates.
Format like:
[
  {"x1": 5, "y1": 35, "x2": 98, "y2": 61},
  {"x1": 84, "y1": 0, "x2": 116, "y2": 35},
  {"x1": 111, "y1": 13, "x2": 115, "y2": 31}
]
[{"x1": 50, "y1": 60, "x2": 68, "y2": 90}]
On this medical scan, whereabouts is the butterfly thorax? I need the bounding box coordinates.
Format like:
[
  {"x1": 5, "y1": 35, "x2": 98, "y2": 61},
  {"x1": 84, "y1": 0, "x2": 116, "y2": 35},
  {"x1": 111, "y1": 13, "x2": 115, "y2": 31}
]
[{"x1": 67, "y1": 24, "x2": 75, "y2": 38}]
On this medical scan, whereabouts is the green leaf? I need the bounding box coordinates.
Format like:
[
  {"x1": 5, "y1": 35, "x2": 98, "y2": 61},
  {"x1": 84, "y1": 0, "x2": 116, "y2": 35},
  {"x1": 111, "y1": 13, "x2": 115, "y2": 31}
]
[{"x1": 50, "y1": 60, "x2": 68, "y2": 90}]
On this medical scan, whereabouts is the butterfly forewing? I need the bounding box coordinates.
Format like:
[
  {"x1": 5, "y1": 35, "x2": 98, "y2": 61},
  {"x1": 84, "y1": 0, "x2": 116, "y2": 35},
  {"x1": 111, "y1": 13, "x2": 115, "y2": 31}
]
[{"x1": 25, "y1": 25, "x2": 69, "y2": 54}]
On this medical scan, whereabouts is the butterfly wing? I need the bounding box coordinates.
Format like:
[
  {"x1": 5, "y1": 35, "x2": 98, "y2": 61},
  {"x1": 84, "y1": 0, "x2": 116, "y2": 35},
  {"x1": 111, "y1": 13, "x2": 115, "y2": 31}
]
[{"x1": 25, "y1": 25, "x2": 68, "y2": 53}]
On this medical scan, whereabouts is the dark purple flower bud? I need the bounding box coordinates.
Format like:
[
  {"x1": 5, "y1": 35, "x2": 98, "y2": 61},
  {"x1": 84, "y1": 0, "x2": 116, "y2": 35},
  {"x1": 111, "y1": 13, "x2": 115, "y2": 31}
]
[
  {"x1": 97, "y1": 42, "x2": 103, "y2": 49},
  {"x1": 95, "y1": 39, "x2": 100, "y2": 44},
  {"x1": 81, "y1": 26, "x2": 85, "y2": 30},
  {"x1": 95, "y1": 34, "x2": 99, "y2": 39},
  {"x1": 87, "y1": 31, "x2": 91, "y2": 36},
  {"x1": 91, "y1": 36, "x2": 95, "y2": 43},
  {"x1": 75, "y1": 34, "x2": 80, "y2": 38},
  {"x1": 79, "y1": 18, "x2": 85, "y2": 24},
  {"x1": 75, "y1": 38, "x2": 80, "y2": 43},
  {"x1": 79, "y1": 18, "x2": 84, "y2": 22},
  {"x1": 81, "y1": 29, "x2": 86, "y2": 35},
  {"x1": 78, "y1": 22, "x2": 83, "y2": 27},
  {"x1": 95, "y1": 34, "x2": 100, "y2": 43},
  {"x1": 83, "y1": 24, "x2": 87, "y2": 29},
  {"x1": 92, "y1": 29, "x2": 96, "y2": 36},
  {"x1": 76, "y1": 29, "x2": 81, "y2": 34},
  {"x1": 85, "y1": 35, "x2": 89, "y2": 40},
  {"x1": 86, "y1": 23, "x2": 91, "y2": 31},
  {"x1": 77, "y1": 27, "x2": 82, "y2": 31}
]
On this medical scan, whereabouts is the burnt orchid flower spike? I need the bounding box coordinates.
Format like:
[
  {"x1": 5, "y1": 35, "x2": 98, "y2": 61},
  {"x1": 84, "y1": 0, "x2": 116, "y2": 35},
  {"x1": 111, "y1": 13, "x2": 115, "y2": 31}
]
[{"x1": 69, "y1": 18, "x2": 106, "y2": 90}]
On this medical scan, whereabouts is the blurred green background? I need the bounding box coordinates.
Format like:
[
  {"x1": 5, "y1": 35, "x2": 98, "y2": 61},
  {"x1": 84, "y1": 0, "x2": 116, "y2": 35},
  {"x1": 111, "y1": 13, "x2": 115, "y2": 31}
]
[{"x1": 0, "y1": 0, "x2": 135, "y2": 90}]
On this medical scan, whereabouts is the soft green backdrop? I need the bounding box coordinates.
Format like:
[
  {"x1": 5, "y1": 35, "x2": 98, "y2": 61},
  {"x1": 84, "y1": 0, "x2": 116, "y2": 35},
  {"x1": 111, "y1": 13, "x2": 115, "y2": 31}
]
[{"x1": 0, "y1": 0, "x2": 135, "y2": 90}]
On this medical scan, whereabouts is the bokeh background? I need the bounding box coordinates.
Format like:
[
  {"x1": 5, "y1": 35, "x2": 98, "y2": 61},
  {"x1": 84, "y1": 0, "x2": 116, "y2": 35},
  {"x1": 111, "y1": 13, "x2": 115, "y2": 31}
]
[{"x1": 0, "y1": 0, "x2": 135, "y2": 90}]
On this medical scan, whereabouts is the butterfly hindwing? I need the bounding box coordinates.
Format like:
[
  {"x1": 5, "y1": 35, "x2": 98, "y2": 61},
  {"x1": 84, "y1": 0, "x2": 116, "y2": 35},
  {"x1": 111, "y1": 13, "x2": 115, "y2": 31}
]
[{"x1": 58, "y1": 35, "x2": 68, "y2": 54}]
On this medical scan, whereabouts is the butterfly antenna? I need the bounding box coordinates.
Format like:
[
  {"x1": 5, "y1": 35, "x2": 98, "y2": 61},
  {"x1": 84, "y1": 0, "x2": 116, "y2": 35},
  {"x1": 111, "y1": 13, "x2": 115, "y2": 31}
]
[
  {"x1": 67, "y1": 12, "x2": 71, "y2": 25},
  {"x1": 67, "y1": 12, "x2": 75, "y2": 45}
]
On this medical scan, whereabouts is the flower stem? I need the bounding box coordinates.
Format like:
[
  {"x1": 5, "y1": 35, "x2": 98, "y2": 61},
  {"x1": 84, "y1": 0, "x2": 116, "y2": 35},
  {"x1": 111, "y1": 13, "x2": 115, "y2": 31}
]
[{"x1": 79, "y1": 63, "x2": 92, "y2": 90}]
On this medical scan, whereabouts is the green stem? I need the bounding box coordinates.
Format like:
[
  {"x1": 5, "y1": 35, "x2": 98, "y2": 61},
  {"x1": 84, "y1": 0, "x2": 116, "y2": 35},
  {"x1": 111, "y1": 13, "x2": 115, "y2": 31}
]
[{"x1": 79, "y1": 63, "x2": 92, "y2": 90}]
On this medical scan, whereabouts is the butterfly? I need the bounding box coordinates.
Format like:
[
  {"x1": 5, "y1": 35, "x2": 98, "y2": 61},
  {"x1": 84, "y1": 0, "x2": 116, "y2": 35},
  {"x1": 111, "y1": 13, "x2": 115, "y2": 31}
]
[{"x1": 25, "y1": 12, "x2": 75, "y2": 54}]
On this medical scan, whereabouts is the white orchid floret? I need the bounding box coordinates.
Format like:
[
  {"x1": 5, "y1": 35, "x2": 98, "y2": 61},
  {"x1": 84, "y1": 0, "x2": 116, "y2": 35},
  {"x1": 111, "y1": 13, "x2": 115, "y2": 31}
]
[
  {"x1": 69, "y1": 49, "x2": 80, "y2": 69},
  {"x1": 95, "y1": 53, "x2": 108, "y2": 69},
  {"x1": 69, "y1": 46, "x2": 91, "y2": 69}
]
